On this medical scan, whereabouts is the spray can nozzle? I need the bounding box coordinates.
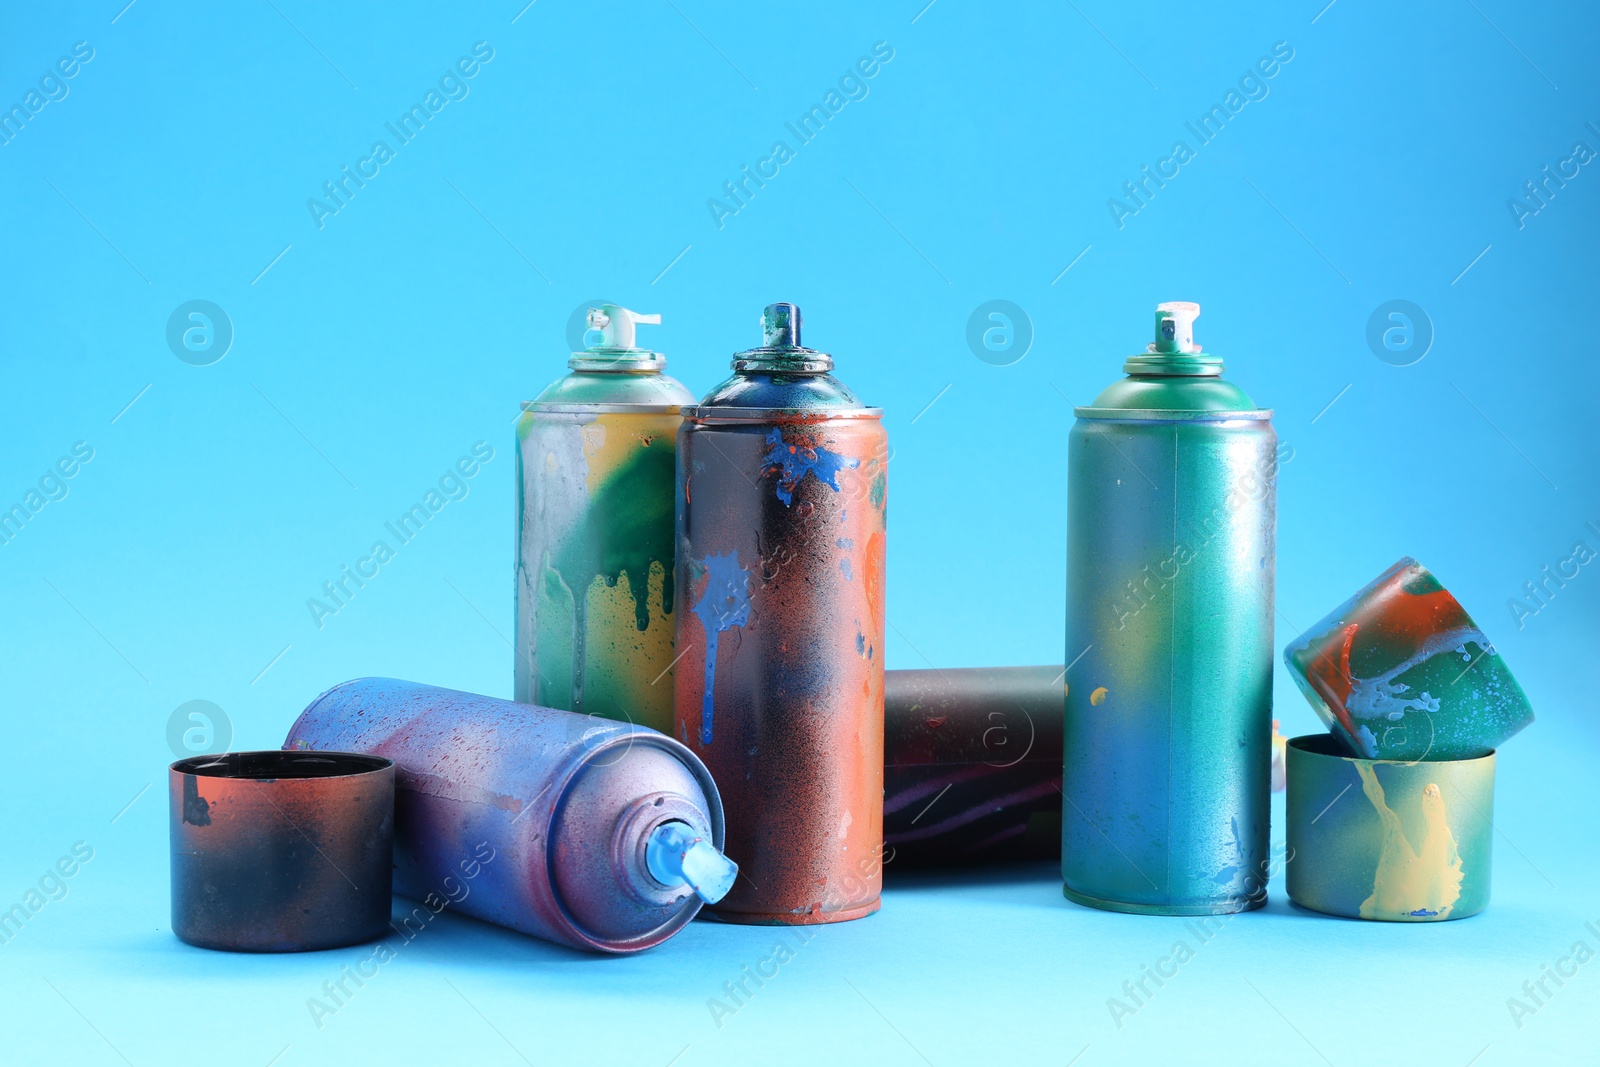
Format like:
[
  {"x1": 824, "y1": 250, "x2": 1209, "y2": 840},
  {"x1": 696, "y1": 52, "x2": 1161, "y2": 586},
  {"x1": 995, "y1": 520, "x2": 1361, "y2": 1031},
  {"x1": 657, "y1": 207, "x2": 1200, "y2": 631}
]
[
  {"x1": 729, "y1": 301, "x2": 834, "y2": 374},
  {"x1": 1150, "y1": 301, "x2": 1202, "y2": 354},
  {"x1": 586, "y1": 304, "x2": 661, "y2": 351},
  {"x1": 645, "y1": 820, "x2": 737, "y2": 904},
  {"x1": 762, "y1": 302, "x2": 802, "y2": 348}
]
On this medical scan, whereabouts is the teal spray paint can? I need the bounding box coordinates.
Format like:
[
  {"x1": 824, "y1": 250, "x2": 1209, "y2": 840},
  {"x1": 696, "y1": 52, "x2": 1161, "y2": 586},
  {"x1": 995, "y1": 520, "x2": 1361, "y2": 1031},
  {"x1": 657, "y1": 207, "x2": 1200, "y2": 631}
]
[
  {"x1": 1062, "y1": 302, "x2": 1280, "y2": 915},
  {"x1": 515, "y1": 306, "x2": 696, "y2": 735}
]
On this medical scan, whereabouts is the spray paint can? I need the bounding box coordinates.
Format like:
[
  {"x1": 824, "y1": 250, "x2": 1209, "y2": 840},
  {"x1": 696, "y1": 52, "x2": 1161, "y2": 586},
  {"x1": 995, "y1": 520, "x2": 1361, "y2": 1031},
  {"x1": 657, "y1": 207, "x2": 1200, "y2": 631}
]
[
  {"x1": 515, "y1": 305, "x2": 696, "y2": 734},
  {"x1": 1063, "y1": 302, "x2": 1278, "y2": 915},
  {"x1": 284, "y1": 678, "x2": 736, "y2": 954},
  {"x1": 675, "y1": 302, "x2": 888, "y2": 925},
  {"x1": 884, "y1": 665, "x2": 1065, "y2": 866}
]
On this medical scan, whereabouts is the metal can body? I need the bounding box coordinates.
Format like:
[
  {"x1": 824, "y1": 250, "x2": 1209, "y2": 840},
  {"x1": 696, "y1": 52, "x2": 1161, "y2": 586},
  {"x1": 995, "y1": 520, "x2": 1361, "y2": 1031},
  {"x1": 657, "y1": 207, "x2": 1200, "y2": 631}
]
[
  {"x1": 1286, "y1": 734, "x2": 1494, "y2": 921},
  {"x1": 1064, "y1": 410, "x2": 1277, "y2": 914},
  {"x1": 515, "y1": 403, "x2": 684, "y2": 734},
  {"x1": 884, "y1": 666, "x2": 1064, "y2": 866},
  {"x1": 675, "y1": 410, "x2": 888, "y2": 923},
  {"x1": 169, "y1": 751, "x2": 393, "y2": 953},
  {"x1": 284, "y1": 678, "x2": 725, "y2": 953},
  {"x1": 1284, "y1": 556, "x2": 1533, "y2": 762}
]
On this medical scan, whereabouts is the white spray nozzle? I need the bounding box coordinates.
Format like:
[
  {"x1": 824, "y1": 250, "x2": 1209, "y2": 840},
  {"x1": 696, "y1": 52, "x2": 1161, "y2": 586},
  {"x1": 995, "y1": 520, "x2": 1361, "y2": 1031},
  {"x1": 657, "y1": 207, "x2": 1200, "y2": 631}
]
[
  {"x1": 586, "y1": 304, "x2": 661, "y2": 350},
  {"x1": 645, "y1": 821, "x2": 737, "y2": 904},
  {"x1": 1151, "y1": 301, "x2": 1201, "y2": 354}
]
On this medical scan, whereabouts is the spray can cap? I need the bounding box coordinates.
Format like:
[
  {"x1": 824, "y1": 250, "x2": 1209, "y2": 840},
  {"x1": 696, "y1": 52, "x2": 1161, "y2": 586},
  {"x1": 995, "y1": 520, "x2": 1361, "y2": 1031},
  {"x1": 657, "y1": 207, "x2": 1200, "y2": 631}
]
[{"x1": 1150, "y1": 301, "x2": 1202, "y2": 354}]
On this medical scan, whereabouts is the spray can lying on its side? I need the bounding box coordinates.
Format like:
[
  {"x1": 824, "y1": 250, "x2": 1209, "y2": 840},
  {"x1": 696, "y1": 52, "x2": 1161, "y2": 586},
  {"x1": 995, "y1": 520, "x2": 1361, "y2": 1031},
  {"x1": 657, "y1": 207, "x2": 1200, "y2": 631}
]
[
  {"x1": 515, "y1": 305, "x2": 696, "y2": 735},
  {"x1": 884, "y1": 666, "x2": 1065, "y2": 866},
  {"x1": 1064, "y1": 302, "x2": 1278, "y2": 916},
  {"x1": 284, "y1": 678, "x2": 736, "y2": 954},
  {"x1": 676, "y1": 303, "x2": 888, "y2": 925}
]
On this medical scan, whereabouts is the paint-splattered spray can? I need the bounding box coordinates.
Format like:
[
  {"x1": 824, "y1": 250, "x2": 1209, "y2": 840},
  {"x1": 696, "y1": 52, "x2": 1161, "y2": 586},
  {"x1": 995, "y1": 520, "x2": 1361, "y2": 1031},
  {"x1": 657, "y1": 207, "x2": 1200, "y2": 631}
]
[
  {"x1": 1063, "y1": 302, "x2": 1278, "y2": 915},
  {"x1": 675, "y1": 303, "x2": 888, "y2": 925},
  {"x1": 284, "y1": 678, "x2": 737, "y2": 954},
  {"x1": 884, "y1": 666, "x2": 1065, "y2": 866},
  {"x1": 515, "y1": 306, "x2": 696, "y2": 734}
]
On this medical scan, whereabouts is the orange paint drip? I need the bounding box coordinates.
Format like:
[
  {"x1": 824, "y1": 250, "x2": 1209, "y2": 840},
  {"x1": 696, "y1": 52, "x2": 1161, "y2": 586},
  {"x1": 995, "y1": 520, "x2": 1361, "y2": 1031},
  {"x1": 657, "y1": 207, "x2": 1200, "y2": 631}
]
[{"x1": 1305, "y1": 622, "x2": 1361, "y2": 739}]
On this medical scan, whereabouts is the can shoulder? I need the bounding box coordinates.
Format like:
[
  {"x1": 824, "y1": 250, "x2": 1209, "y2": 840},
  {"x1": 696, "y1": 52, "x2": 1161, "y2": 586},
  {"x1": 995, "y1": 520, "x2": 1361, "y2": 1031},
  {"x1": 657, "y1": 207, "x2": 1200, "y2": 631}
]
[
  {"x1": 694, "y1": 370, "x2": 866, "y2": 412},
  {"x1": 529, "y1": 370, "x2": 696, "y2": 409},
  {"x1": 1083, "y1": 374, "x2": 1263, "y2": 415}
]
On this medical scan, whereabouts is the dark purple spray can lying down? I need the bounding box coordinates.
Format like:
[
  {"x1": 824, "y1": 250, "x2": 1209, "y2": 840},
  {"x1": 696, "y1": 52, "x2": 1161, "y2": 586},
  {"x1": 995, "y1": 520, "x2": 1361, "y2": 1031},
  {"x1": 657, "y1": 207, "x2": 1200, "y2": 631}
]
[
  {"x1": 884, "y1": 666, "x2": 1065, "y2": 866},
  {"x1": 284, "y1": 678, "x2": 736, "y2": 954}
]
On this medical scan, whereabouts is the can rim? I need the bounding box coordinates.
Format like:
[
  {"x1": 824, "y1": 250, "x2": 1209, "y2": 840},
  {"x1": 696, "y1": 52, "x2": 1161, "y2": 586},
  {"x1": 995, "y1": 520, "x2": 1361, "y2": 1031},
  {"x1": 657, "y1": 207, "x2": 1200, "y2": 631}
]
[
  {"x1": 1287, "y1": 733, "x2": 1497, "y2": 767},
  {"x1": 521, "y1": 402, "x2": 686, "y2": 415},
  {"x1": 1074, "y1": 406, "x2": 1273, "y2": 422},
  {"x1": 171, "y1": 750, "x2": 394, "y2": 780},
  {"x1": 682, "y1": 405, "x2": 884, "y2": 423}
]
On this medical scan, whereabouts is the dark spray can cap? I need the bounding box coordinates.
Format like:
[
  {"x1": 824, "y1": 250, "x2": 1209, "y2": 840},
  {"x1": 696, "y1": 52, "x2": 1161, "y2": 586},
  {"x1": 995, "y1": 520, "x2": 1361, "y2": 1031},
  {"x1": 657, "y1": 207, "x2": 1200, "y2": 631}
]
[{"x1": 169, "y1": 750, "x2": 394, "y2": 952}]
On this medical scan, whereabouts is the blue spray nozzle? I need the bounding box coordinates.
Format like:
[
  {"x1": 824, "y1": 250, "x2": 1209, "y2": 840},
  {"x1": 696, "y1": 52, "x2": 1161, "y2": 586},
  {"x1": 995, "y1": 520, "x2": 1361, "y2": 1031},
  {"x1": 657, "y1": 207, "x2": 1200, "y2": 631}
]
[{"x1": 645, "y1": 821, "x2": 737, "y2": 904}]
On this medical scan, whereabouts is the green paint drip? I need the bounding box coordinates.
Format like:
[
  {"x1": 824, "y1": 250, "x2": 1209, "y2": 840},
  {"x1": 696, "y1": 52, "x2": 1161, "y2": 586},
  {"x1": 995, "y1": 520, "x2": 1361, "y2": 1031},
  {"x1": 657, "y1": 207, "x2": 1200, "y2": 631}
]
[{"x1": 552, "y1": 441, "x2": 678, "y2": 637}]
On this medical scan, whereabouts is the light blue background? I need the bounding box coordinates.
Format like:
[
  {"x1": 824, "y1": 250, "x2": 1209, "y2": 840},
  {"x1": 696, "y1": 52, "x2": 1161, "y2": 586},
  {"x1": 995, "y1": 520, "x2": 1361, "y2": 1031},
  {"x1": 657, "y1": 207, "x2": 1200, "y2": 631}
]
[{"x1": 2, "y1": 1, "x2": 1597, "y2": 1064}]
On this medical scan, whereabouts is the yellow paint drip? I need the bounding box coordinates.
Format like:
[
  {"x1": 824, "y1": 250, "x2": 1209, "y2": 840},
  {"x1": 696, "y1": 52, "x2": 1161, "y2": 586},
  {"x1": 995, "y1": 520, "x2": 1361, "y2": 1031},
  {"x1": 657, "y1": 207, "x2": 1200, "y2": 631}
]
[
  {"x1": 1090, "y1": 686, "x2": 1108, "y2": 706},
  {"x1": 1355, "y1": 763, "x2": 1464, "y2": 920},
  {"x1": 577, "y1": 561, "x2": 676, "y2": 733},
  {"x1": 524, "y1": 409, "x2": 682, "y2": 734}
]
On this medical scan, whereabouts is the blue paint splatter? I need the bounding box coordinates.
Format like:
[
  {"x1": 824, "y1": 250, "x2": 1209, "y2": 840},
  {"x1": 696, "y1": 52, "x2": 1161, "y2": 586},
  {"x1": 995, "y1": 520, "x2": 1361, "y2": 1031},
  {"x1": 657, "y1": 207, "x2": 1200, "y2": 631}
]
[
  {"x1": 1409, "y1": 907, "x2": 1439, "y2": 917},
  {"x1": 840, "y1": 558, "x2": 854, "y2": 581},
  {"x1": 1212, "y1": 816, "x2": 1247, "y2": 886},
  {"x1": 692, "y1": 552, "x2": 751, "y2": 745},
  {"x1": 760, "y1": 429, "x2": 857, "y2": 506},
  {"x1": 856, "y1": 632, "x2": 865, "y2": 654},
  {"x1": 836, "y1": 537, "x2": 854, "y2": 549}
]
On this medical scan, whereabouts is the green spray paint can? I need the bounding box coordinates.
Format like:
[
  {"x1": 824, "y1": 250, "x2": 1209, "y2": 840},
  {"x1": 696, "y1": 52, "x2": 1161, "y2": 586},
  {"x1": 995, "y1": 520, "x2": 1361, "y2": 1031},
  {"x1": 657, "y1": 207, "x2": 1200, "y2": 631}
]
[
  {"x1": 1063, "y1": 302, "x2": 1280, "y2": 915},
  {"x1": 515, "y1": 305, "x2": 696, "y2": 734}
]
